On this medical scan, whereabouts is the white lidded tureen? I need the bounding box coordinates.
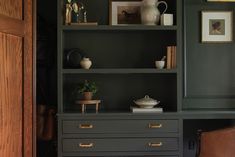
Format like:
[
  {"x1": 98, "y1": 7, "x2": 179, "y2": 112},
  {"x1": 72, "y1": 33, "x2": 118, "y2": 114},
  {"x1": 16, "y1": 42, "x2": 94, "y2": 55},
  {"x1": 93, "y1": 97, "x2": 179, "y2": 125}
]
[{"x1": 133, "y1": 95, "x2": 160, "y2": 108}]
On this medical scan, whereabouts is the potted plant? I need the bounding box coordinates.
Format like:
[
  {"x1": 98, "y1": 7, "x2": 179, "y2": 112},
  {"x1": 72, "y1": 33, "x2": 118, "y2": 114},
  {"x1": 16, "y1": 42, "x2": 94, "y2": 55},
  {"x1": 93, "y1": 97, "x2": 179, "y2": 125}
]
[{"x1": 76, "y1": 80, "x2": 98, "y2": 100}]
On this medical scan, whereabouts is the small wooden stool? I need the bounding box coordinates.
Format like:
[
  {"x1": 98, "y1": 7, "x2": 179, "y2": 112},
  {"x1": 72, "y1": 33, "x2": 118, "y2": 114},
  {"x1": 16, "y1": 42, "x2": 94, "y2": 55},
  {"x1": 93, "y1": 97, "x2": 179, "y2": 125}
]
[{"x1": 75, "y1": 100, "x2": 101, "y2": 113}]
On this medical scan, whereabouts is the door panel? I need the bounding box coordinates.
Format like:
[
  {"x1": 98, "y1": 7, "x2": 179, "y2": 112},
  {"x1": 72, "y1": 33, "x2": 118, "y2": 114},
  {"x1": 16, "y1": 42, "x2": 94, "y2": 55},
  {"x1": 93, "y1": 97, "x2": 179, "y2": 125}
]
[
  {"x1": 0, "y1": 0, "x2": 22, "y2": 19},
  {"x1": 0, "y1": 33, "x2": 23, "y2": 157},
  {"x1": 0, "y1": 0, "x2": 34, "y2": 157}
]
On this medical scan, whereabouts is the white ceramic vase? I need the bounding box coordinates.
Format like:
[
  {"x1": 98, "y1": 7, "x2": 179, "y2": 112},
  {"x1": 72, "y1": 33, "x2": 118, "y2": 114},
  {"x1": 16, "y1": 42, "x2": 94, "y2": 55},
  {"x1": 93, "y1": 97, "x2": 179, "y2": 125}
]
[
  {"x1": 80, "y1": 58, "x2": 92, "y2": 69},
  {"x1": 141, "y1": 0, "x2": 168, "y2": 25}
]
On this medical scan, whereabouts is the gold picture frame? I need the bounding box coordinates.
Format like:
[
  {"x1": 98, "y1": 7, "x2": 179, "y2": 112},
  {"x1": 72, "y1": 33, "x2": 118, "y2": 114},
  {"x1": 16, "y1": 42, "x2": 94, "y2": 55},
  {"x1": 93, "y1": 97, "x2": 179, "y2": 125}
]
[
  {"x1": 201, "y1": 11, "x2": 233, "y2": 43},
  {"x1": 109, "y1": 0, "x2": 142, "y2": 25}
]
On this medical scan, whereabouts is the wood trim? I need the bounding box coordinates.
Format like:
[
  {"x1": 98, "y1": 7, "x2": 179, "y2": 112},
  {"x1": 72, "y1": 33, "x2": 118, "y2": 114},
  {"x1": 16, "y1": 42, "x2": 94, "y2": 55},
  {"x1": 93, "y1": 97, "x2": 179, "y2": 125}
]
[
  {"x1": 0, "y1": 14, "x2": 25, "y2": 37},
  {"x1": 32, "y1": 0, "x2": 37, "y2": 156},
  {"x1": 23, "y1": 0, "x2": 33, "y2": 156}
]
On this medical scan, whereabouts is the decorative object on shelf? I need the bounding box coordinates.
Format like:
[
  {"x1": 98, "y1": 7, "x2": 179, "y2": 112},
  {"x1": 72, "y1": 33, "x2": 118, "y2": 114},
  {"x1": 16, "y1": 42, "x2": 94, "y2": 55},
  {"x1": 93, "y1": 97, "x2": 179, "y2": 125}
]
[
  {"x1": 130, "y1": 106, "x2": 163, "y2": 113},
  {"x1": 70, "y1": 3, "x2": 98, "y2": 25},
  {"x1": 76, "y1": 80, "x2": 98, "y2": 100},
  {"x1": 84, "y1": 10, "x2": 87, "y2": 23},
  {"x1": 72, "y1": 1, "x2": 85, "y2": 23},
  {"x1": 141, "y1": 0, "x2": 168, "y2": 25},
  {"x1": 75, "y1": 100, "x2": 101, "y2": 113},
  {"x1": 207, "y1": 0, "x2": 235, "y2": 2},
  {"x1": 155, "y1": 56, "x2": 166, "y2": 69},
  {"x1": 80, "y1": 57, "x2": 92, "y2": 69},
  {"x1": 109, "y1": 0, "x2": 141, "y2": 25},
  {"x1": 166, "y1": 46, "x2": 176, "y2": 69},
  {"x1": 155, "y1": 61, "x2": 165, "y2": 69},
  {"x1": 161, "y1": 55, "x2": 166, "y2": 61},
  {"x1": 65, "y1": 0, "x2": 73, "y2": 25},
  {"x1": 133, "y1": 95, "x2": 160, "y2": 108},
  {"x1": 65, "y1": 48, "x2": 84, "y2": 68},
  {"x1": 201, "y1": 11, "x2": 233, "y2": 43},
  {"x1": 160, "y1": 13, "x2": 173, "y2": 26}
]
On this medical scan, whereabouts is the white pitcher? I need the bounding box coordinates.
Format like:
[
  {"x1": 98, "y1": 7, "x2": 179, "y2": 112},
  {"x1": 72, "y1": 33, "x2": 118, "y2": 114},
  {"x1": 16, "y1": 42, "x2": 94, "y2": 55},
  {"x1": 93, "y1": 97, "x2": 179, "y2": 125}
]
[{"x1": 141, "y1": 0, "x2": 168, "y2": 25}]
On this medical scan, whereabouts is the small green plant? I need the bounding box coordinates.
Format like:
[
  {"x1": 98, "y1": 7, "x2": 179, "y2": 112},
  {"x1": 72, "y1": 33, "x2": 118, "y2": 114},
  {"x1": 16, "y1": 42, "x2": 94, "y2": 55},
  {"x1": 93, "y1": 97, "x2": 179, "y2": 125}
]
[{"x1": 77, "y1": 80, "x2": 98, "y2": 94}]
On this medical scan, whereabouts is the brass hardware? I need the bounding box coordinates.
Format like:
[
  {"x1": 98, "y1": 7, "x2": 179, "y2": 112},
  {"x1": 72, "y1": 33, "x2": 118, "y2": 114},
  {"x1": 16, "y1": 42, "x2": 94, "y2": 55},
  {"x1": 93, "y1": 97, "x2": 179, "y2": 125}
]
[
  {"x1": 148, "y1": 123, "x2": 162, "y2": 128},
  {"x1": 79, "y1": 143, "x2": 94, "y2": 148},
  {"x1": 79, "y1": 124, "x2": 93, "y2": 129},
  {"x1": 148, "y1": 142, "x2": 163, "y2": 147}
]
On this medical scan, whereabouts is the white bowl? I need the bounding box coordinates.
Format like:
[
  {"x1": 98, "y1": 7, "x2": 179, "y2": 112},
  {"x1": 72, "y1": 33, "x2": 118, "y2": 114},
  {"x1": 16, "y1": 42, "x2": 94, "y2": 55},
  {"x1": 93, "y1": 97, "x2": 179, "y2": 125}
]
[
  {"x1": 133, "y1": 95, "x2": 160, "y2": 108},
  {"x1": 155, "y1": 61, "x2": 165, "y2": 69}
]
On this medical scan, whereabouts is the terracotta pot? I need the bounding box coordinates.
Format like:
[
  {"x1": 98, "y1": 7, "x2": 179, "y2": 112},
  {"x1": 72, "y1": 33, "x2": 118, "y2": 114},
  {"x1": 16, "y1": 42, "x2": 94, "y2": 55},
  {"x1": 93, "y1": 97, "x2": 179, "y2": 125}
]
[{"x1": 83, "y1": 92, "x2": 93, "y2": 100}]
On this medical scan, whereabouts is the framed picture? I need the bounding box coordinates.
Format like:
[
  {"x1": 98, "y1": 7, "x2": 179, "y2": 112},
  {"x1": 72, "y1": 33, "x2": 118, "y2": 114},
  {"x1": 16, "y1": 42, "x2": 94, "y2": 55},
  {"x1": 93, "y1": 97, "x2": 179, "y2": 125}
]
[
  {"x1": 201, "y1": 11, "x2": 233, "y2": 43},
  {"x1": 109, "y1": 0, "x2": 141, "y2": 25},
  {"x1": 207, "y1": 0, "x2": 235, "y2": 2}
]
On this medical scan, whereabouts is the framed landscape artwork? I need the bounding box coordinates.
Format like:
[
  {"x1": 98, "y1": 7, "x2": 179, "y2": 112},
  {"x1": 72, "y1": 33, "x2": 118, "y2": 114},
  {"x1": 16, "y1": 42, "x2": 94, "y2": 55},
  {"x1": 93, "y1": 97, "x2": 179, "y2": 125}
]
[
  {"x1": 201, "y1": 11, "x2": 233, "y2": 43},
  {"x1": 109, "y1": 0, "x2": 141, "y2": 25}
]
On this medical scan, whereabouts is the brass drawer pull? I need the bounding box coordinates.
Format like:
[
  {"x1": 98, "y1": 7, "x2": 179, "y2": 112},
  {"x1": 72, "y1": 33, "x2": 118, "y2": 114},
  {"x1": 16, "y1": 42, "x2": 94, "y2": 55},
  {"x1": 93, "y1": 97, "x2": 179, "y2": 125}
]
[
  {"x1": 79, "y1": 143, "x2": 94, "y2": 148},
  {"x1": 148, "y1": 123, "x2": 162, "y2": 128},
  {"x1": 148, "y1": 142, "x2": 163, "y2": 147},
  {"x1": 79, "y1": 124, "x2": 93, "y2": 129}
]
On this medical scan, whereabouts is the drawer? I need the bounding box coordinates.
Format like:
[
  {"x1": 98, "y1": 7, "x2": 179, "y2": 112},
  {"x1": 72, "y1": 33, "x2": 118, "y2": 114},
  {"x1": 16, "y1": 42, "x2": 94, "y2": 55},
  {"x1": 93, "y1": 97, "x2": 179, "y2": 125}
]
[
  {"x1": 62, "y1": 120, "x2": 178, "y2": 134},
  {"x1": 63, "y1": 138, "x2": 178, "y2": 152}
]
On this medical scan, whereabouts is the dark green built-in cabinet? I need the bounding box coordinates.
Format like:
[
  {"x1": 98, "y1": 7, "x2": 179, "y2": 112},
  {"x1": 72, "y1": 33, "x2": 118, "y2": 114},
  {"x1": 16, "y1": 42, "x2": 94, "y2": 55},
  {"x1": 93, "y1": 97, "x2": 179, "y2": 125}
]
[{"x1": 57, "y1": 0, "x2": 235, "y2": 157}]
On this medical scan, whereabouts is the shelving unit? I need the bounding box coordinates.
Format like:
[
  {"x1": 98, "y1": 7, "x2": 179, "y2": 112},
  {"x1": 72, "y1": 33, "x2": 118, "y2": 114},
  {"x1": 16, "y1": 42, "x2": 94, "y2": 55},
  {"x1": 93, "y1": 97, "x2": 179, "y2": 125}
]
[
  {"x1": 57, "y1": 0, "x2": 235, "y2": 157},
  {"x1": 58, "y1": 0, "x2": 180, "y2": 156}
]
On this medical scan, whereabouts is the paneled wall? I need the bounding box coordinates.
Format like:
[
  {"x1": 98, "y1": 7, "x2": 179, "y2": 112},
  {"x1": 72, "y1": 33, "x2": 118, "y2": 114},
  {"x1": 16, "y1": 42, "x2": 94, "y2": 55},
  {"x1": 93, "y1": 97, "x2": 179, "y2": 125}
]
[{"x1": 183, "y1": 0, "x2": 235, "y2": 109}]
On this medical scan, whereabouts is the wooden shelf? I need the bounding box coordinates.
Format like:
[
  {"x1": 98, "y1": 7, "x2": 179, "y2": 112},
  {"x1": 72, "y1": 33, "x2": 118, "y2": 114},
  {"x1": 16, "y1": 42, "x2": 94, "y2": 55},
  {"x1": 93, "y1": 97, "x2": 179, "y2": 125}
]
[
  {"x1": 62, "y1": 68, "x2": 177, "y2": 74},
  {"x1": 61, "y1": 25, "x2": 178, "y2": 31}
]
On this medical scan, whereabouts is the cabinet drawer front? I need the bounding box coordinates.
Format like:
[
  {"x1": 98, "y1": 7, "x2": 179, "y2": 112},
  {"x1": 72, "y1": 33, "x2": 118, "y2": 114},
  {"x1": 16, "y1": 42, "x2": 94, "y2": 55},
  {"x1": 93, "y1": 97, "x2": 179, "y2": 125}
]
[
  {"x1": 62, "y1": 120, "x2": 178, "y2": 134},
  {"x1": 63, "y1": 138, "x2": 178, "y2": 152}
]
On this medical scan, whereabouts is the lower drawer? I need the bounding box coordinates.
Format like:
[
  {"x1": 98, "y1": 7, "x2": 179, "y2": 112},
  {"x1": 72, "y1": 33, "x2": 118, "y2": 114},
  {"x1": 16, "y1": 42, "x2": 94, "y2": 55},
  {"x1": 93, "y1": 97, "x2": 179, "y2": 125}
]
[
  {"x1": 63, "y1": 156, "x2": 178, "y2": 157},
  {"x1": 63, "y1": 138, "x2": 178, "y2": 152}
]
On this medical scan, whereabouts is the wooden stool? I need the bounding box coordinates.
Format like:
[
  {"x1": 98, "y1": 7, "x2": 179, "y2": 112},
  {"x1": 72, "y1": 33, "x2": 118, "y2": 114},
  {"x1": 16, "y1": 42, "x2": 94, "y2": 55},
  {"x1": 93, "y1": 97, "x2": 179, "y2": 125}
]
[{"x1": 75, "y1": 100, "x2": 101, "y2": 113}]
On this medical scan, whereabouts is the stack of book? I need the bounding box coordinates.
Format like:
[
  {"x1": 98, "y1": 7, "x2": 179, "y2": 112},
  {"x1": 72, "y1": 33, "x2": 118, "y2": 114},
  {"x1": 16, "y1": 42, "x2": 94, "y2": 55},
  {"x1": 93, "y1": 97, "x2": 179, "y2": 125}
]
[
  {"x1": 130, "y1": 106, "x2": 163, "y2": 113},
  {"x1": 166, "y1": 46, "x2": 177, "y2": 69}
]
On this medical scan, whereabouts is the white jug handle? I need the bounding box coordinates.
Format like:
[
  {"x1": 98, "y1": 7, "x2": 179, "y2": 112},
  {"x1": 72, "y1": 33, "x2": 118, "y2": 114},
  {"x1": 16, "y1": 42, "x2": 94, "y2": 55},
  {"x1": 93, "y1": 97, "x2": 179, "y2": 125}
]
[{"x1": 156, "y1": 1, "x2": 168, "y2": 14}]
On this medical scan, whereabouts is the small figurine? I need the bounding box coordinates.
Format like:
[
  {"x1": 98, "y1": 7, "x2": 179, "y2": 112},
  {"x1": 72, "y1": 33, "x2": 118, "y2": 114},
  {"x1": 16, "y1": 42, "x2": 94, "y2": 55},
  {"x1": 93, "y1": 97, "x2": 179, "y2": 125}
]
[
  {"x1": 84, "y1": 10, "x2": 87, "y2": 23},
  {"x1": 72, "y1": 2, "x2": 84, "y2": 23},
  {"x1": 65, "y1": 0, "x2": 72, "y2": 25}
]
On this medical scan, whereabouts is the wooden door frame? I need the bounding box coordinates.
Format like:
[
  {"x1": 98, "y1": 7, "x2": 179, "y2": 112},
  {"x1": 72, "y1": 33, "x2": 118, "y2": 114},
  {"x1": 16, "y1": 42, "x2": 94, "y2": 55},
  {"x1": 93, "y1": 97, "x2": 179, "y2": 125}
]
[
  {"x1": 32, "y1": 1, "x2": 36, "y2": 157},
  {"x1": 0, "y1": 0, "x2": 36, "y2": 156}
]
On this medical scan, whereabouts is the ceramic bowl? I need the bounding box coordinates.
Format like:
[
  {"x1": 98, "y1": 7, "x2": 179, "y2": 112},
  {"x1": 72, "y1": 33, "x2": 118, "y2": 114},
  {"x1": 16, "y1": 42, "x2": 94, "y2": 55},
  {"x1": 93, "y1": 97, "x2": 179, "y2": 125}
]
[
  {"x1": 133, "y1": 95, "x2": 160, "y2": 108},
  {"x1": 155, "y1": 61, "x2": 165, "y2": 69}
]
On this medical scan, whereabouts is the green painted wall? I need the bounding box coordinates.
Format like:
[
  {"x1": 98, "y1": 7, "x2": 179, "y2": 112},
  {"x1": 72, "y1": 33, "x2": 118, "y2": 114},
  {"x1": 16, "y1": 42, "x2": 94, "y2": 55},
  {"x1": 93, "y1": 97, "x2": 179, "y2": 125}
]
[{"x1": 183, "y1": 0, "x2": 235, "y2": 109}]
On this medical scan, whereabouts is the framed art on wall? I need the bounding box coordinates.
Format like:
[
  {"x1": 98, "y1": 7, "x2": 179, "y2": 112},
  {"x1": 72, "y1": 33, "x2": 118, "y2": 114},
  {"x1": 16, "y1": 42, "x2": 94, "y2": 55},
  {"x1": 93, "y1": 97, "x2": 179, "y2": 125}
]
[
  {"x1": 109, "y1": 0, "x2": 141, "y2": 25},
  {"x1": 201, "y1": 11, "x2": 233, "y2": 43}
]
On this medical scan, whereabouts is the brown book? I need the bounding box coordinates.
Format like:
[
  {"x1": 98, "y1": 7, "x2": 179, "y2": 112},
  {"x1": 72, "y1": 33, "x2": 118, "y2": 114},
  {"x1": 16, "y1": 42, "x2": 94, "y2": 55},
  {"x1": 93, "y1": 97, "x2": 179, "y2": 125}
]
[
  {"x1": 171, "y1": 46, "x2": 174, "y2": 69},
  {"x1": 171, "y1": 46, "x2": 176, "y2": 69},
  {"x1": 174, "y1": 46, "x2": 177, "y2": 68},
  {"x1": 166, "y1": 46, "x2": 172, "y2": 69}
]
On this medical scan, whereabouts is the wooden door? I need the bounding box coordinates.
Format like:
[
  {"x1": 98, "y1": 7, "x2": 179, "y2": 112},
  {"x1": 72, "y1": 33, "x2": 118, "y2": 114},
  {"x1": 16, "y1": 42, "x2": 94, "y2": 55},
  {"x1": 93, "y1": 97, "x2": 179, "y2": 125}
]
[{"x1": 0, "y1": 0, "x2": 34, "y2": 157}]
